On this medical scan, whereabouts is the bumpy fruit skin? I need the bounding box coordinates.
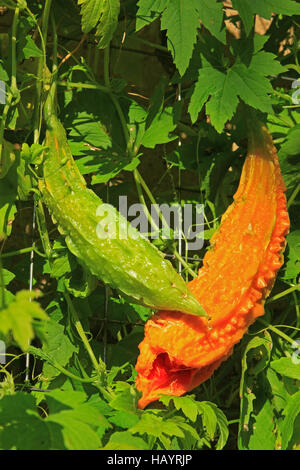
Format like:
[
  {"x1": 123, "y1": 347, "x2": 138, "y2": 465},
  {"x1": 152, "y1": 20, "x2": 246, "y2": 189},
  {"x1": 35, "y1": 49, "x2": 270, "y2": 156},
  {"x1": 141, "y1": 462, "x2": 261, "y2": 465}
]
[
  {"x1": 38, "y1": 113, "x2": 207, "y2": 317},
  {"x1": 135, "y1": 122, "x2": 290, "y2": 409}
]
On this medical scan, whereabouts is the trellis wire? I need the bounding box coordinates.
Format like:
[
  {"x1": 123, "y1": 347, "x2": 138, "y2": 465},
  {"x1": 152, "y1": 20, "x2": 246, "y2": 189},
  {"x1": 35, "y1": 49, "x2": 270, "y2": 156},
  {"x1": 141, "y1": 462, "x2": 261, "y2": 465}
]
[{"x1": 25, "y1": 204, "x2": 36, "y2": 383}]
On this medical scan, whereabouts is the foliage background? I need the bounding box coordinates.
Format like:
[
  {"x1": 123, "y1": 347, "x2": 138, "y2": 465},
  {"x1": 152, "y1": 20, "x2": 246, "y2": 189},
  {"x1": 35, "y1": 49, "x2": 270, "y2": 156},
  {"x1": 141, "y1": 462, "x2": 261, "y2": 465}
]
[{"x1": 0, "y1": 0, "x2": 299, "y2": 450}]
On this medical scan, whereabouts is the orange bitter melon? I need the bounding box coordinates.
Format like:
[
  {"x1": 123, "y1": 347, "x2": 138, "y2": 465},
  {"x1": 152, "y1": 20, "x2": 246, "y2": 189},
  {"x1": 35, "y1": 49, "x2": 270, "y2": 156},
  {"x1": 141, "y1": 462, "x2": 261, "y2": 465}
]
[{"x1": 135, "y1": 121, "x2": 290, "y2": 409}]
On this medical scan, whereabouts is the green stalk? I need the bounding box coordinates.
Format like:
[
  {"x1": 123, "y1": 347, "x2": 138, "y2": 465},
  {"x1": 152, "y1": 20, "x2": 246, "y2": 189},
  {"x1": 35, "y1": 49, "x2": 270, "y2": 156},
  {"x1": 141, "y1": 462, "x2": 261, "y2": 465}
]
[
  {"x1": 93, "y1": 47, "x2": 101, "y2": 77},
  {"x1": 133, "y1": 168, "x2": 160, "y2": 234},
  {"x1": 57, "y1": 80, "x2": 109, "y2": 94},
  {"x1": 267, "y1": 284, "x2": 300, "y2": 303},
  {"x1": 29, "y1": 348, "x2": 97, "y2": 384},
  {"x1": 35, "y1": 198, "x2": 52, "y2": 259},
  {"x1": 287, "y1": 182, "x2": 300, "y2": 209},
  {"x1": 10, "y1": 6, "x2": 18, "y2": 94},
  {"x1": 103, "y1": 46, "x2": 110, "y2": 88},
  {"x1": 0, "y1": 245, "x2": 45, "y2": 259},
  {"x1": 0, "y1": 6, "x2": 19, "y2": 159},
  {"x1": 64, "y1": 292, "x2": 106, "y2": 377},
  {"x1": 0, "y1": 255, "x2": 6, "y2": 309},
  {"x1": 33, "y1": 0, "x2": 53, "y2": 143},
  {"x1": 258, "y1": 318, "x2": 296, "y2": 346},
  {"x1": 106, "y1": 87, "x2": 130, "y2": 151},
  {"x1": 130, "y1": 35, "x2": 169, "y2": 53}
]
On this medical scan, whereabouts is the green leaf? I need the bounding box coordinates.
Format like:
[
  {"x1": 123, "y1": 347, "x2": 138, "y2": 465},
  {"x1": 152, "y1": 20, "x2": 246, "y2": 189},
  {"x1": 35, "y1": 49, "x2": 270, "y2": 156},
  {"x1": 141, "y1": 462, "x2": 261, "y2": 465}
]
[
  {"x1": 129, "y1": 412, "x2": 184, "y2": 439},
  {"x1": 46, "y1": 390, "x2": 88, "y2": 411},
  {"x1": 249, "y1": 51, "x2": 286, "y2": 77},
  {"x1": 238, "y1": 333, "x2": 273, "y2": 449},
  {"x1": 194, "y1": 0, "x2": 226, "y2": 43},
  {"x1": 278, "y1": 152, "x2": 300, "y2": 193},
  {"x1": 230, "y1": 0, "x2": 254, "y2": 36},
  {"x1": 79, "y1": 0, "x2": 120, "y2": 47},
  {"x1": 270, "y1": 357, "x2": 300, "y2": 381},
  {"x1": 160, "y1": 0, "x2": 200, "y2": 76},
  {"x1": 22, "y1": 36, "x2": 43, "y2": 59},
  {"x1": 0, "y1": 139, "x2": 17, "y2": 179},
  {"x1": 0, "y1": 290, "x2": 48, "y2": 351},
  {"x1": 279, "y1": 124, "x2": 300, "y2": 156},
  {"x1": 67, "y1": 110, "x2": 111, "y2": 155},
  {"x1": 45, "y1": 390, "x2": 108, "y2": 450},
  {"x1": 189, "y1": 62, "x2": 273, "y2": 132},
  {"x1": 177, "y1": 421, "x2": 201, "y2": 442},
  {"x1": 17, "y1": 16, "x2": 43, "y2": 61},
  {"x1": 136, "y1": 0, "x2": 168, "y2": 31},
  {"x1": 128, "y1": 100, "x2": 177, "y2": 150},
  {"x1": 159, "y1": 395, "x2": 199, "y2": 422},
  {"x1": 109, "y1": 410, "x2": 139, "y2": 429},
  {"x1": 197, "y1": 401, "x2": 218, "y2": 439},
  {"x1": 228, "y1": 63, "x2": 274, "y2": 111},
  {"x1": 188, "y1": 64, "x2": 225, "y2": 125},
  {"x1": 232, "y1": 0, "x2": 300, "y2": 35},
  {"x1": 102, "y1": 431, "x2": 148, "y2": 450},
  {"x1": 142, "y1": 106, "x2": 177, "y2": 148},
  {"x1": 281, "y1": 391, "x2": 300, "y2": 450},
  {"x1": 96, "y1": 0, "x2": 120, "y2": 49},
  {"x1": 246, "y1": 390, "x2": 276, "y2": 450},
  {"x1": 64, "y1": 91, "x2": 141, "y2": 182},
  {"x1": 145, "y1": 76, "x2": 168, "y2": 130},
  {"x1": 109, "y1": 382, "x2": 139, "y2": 414},
  {"x1": 0, "y1": 60, "x2": 9, "y2": 82},
  {"x1": 75, "y1": 152, "x2": 138, "y2": 184},
  {"x1": 0, "y1": 268, "x2": 15, "y2": 286},
  {"x1": 213, "y1": 406, "x2": 229, "y2": 450},
  {"x1": 0, "y1": 393, "x2": 61, "y2": 450},
  {"x1": 205, "y1": 69, "x2": 240, "y2": 134},
  {"x1": 282, "y1": 231, "x2": 300, "y2": 281},
  {"x1": 41, "y1": 317, "x2": 78, "y2": 381},
  {"x1": 108, "y1": 329, "x2": 144, "y2": 367},
  {"x1": 266, "y1": 367, "x2": 289, "y2": 413},
  {"x1": 47, "y1": 413, "x2": 101, "y2": 449},
  {"x1": 79, "y1": 0, "x2": 104, "y2": 32},
  {"x1": 21, "y1": 143, "x2": 47, "y2": 165},
  {"x1": 0, "y1": 158, "x2": 18, "y2": 240},
  {"x1": 64, "y1": 264, "x2": 98, "y2": 298}
]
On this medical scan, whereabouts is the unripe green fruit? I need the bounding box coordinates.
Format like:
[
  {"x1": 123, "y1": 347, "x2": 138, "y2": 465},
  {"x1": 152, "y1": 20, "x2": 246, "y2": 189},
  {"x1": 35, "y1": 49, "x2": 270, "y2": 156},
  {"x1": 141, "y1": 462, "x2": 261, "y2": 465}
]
[{"x1": 39, "y1": 114, "x2": 207, "y2": 317}]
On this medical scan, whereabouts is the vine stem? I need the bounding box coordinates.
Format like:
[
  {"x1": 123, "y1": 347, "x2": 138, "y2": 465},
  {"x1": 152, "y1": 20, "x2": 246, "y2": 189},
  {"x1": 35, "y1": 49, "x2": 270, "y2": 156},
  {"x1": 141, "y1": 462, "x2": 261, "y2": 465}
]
[
  {"x1": 57, "y1": 80, "x2": 109, "y2": 93},
  {"x1": 267, "y1": 283, "x2": 300, "y2": 303},
  {"x1": 0, "y1": 256, "x2": 6, "y2": 309},
  {"x1": 130, "y1": 35, "x2": 169, "y2": 53},
  {"x1": 29, "y1": 348, "x2": 97, "y2": 384},
  {"x1": 287, "y1": 182, "x2": 300, "y2": 209},
  {"x1": 0, "y1": 6, "x2": 19, "y2": 160},
  {"x1": 103, "y1": 46, "x2": 110, "y2": 88},
  {"x1": 25, "y1": 205, "x2": 36, "y2": 383},
  {"x1": 133, "y1": 168, "x2": 160, "y2": 233},
  {"x1": 33, "y1": 0, "x2": 53, "y2": 143},
  {"x1": 258, "y1": 318, "x2": 297, "y2": 346},
  {"x1": 64, "y1": 292, "x2": 106, "y2": 377}
]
